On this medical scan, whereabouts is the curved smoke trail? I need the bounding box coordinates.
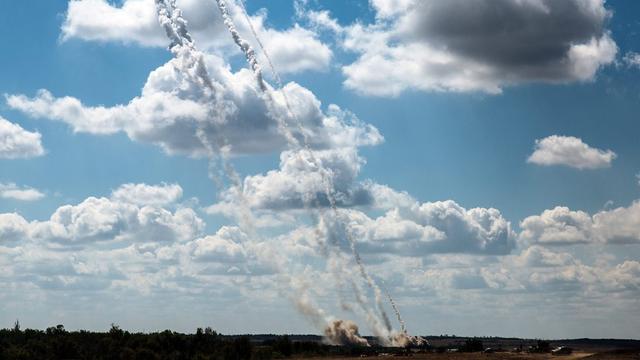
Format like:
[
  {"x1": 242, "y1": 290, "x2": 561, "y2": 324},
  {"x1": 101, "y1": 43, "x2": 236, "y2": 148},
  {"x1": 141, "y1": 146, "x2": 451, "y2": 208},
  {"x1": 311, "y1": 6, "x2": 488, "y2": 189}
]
[{"x1": 215, "y1": 0, "x2": 413, "y2": 345}]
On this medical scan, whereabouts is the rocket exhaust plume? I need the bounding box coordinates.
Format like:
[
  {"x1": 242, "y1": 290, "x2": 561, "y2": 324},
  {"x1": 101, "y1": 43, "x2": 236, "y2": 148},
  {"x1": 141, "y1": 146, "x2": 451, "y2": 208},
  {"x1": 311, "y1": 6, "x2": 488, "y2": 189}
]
[
  {"x1": 237, "y1": 0, "x2": 285, "y2": 90},
  {"x1": 154, "y1": 0, "x2": 408, "y2": 345},
  {"x1": 155, "y1": 0, "x2": 259, "y2": 235},
  {"x1": 382, "y1": 281, "x2": 407, "y2": 335},
  {"x1": 324, "y1": 320, "x2": 370, "y2": 347},
  {"x1": 156, "y1": 1, "x2": 327, "y2": 339},
  {"x1": 214, "y1": 0, "x2": 412, "y2": 344},
  {"x1": 214, "y1": 0, "x2": 266, "y2": 92},
  {"x1": 389, "y1": 332, "x2": 428, "y2": 348},
  {"x1": 288, "y1": 271, "x2": 371, "y2": 348}
]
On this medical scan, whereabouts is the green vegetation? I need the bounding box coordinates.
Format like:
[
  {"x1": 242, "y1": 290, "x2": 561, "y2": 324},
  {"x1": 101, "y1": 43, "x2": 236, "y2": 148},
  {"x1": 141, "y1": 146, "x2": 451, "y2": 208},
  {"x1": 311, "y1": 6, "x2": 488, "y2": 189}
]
[{"x1": 0, "y1": 323, "x2": 383, "y2": 360}]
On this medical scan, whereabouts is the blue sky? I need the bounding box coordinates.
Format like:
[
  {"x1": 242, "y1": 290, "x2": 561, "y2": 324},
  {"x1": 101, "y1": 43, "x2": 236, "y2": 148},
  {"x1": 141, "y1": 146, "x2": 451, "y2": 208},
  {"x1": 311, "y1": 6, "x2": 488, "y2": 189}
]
[{"x1": 1, "y1": 0, "x2": 640, "y2": 341}]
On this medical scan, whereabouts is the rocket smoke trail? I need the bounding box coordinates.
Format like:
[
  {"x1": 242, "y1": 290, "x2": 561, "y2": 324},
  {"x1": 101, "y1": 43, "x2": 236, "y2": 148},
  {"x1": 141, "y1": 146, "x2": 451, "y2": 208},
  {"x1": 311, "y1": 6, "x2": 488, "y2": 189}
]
[
  {"x1": 213, "y1": 0, "x2": 298, "y2": 149},
  {"x1": 222, "y1": 0, "x2": 396, "y2": 340},
  {"x1": 154, "y1": 1, "x2": 342, "y2": 342},
  {"x1": 155, "y1": 0, "x2": 260, "y2": 237},
  {"x1": 215, "y1": 0, "x2": 414, "y2": 345},
  {"x1": 153, "y1": 5, "x2": 341, "y2": 342},
  {"x1": 382, "y1": 281, "x2": 407, "y2": 335},
  {"x1": 214, "y1": 0, "x2": 266, "y2": 92},
  {"x1": 236, "y1": 0, "x2": 285, "y2": 90}
]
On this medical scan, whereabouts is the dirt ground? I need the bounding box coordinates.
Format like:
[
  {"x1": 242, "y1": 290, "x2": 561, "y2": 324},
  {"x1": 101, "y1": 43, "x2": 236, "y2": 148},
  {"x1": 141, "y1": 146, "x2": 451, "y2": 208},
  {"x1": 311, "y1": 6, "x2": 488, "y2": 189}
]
[
  {"x1": 297, "y1": 351, "x2": 640, "y2": 360},
  {"x1": 395, "y1": 353, "x2": 594, "y2": 359},
  {"x1": 406, "y1": 353, "x2": 592, "y2": 359}
]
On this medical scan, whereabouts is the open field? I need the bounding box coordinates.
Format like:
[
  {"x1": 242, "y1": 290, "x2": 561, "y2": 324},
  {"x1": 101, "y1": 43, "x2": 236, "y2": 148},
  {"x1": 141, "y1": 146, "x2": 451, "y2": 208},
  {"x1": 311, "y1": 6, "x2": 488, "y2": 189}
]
[
  {"x1": 297, "y1": 351, "x2": 640, "y2": 360},
  {"x1": 299, "y1": 355, "x2": 593, "y2": 360},
  {"x1": 2, "y1": 328, "x2": 639, "y2": 359}
]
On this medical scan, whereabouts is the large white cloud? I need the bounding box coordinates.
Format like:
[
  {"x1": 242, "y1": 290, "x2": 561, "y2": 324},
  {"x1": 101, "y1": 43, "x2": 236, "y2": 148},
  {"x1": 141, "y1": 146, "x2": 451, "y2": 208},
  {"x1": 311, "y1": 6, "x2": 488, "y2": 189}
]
[
  {"x1": 191, "y1": 226, "x2": 247, "y2": 264},
  {"x1": 0, "y1": 182, "x2": 280, "y2": 301},
  {"x1": 35, "y1": 197, "x2": 202, "y2": 247},
  {"x1": 62, "y1": 0, "x2": 331, "y2": 74},
  {"x1": 0, "y1": 116, "x2": 45, "y2": 159},
  {"x1": 208, "y1": 147, "x2": 381, "y2": 214},
  {"x1": 7, "y1": 55, "x2": 379, "y2": 157},
  {"x1": 392, "y1": 243, "x2": 640, "y2": 299},
  {"x1": 206, "y1": 137, "x2": 514, "y2": 255},
  {"x1": 519, "y1": 206, "x2": 594, "y2": 246},
  {"x1": 4, "y1": 0, "x2": 638, "y2": 335},
  {"x1": 62, "y1": 0, "x2": 168, "y2": 47},
  {"x1": 307, "y1": 0, "x2": 617, "y2": 96},
  {"x1": 527, "y1": 135, "x2": 616, "y2": 169},
  {"x1": 0, "y1": 183, "x2": 202, "y2": 249},
  {"x1": 2, "y1": 191, "x2": 639, "y2": 332},
  {"x1": 347, "y1": 200, "x2": 516, "y2": 256},
  {"x1": 520, "y1": 201, "x2": 640, "y2": 246}
]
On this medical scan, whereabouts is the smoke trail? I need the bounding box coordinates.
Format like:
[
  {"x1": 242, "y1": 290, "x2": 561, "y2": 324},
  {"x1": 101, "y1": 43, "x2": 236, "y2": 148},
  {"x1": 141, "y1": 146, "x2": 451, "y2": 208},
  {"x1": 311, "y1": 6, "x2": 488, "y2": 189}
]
[
  {"x1": 381, "y1": 281, "x2": 406, "y2": 335},
  {"x1": 156, "y1": 1, "x2": 340, "y2": 340},
  {"x1": 214, "y1": 0, "x2": 409, "y2": 344},
  {"x1": 155, "y1": 0, "x2": 260, "y2": 236},
  {"x1": 156, "y1": 0, "x2": 215, "y2": 91},
  {"x1": 236, "y1": 0, "x2": 285, "y2": 90},
  {"x1": 235, "y1": 0, "x2": 304, "y2": 151},
  {"x1": 229, "y1": 0, "x2": 413, "y2": 342},
  {"x1": 214, "y1": 0, "x2": 266, "y2": 92},
  {"x1": 213, "y1": 0, "x2": 299, "y2": 149},
  {"x1": 325, "y1": 246, "x2": 391, "y2": 341}
]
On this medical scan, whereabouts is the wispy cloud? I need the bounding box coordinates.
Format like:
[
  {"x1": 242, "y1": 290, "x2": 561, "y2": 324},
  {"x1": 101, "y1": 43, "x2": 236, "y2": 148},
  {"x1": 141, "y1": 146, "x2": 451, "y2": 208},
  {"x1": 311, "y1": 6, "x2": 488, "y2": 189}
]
[
  {"x1": 0, "y1": 183, "x2": 45, "y2": 201},
  {"x1": 623, "y1": 51, "x2": 640, "y2": 68}
]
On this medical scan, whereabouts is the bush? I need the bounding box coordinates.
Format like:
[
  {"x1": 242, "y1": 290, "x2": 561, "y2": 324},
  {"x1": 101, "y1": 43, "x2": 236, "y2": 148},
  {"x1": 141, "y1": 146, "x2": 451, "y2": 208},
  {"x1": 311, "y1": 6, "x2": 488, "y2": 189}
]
[{"x1": 461, "y1": 338, "x2": 484, "y2": 352}]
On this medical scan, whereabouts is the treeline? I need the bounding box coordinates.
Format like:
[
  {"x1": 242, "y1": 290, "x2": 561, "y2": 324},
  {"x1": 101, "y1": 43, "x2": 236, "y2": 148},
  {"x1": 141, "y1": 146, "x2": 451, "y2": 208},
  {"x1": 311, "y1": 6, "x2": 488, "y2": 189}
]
[{"x1": 0, "y1": 323, "x2": 377, "y2": 360}]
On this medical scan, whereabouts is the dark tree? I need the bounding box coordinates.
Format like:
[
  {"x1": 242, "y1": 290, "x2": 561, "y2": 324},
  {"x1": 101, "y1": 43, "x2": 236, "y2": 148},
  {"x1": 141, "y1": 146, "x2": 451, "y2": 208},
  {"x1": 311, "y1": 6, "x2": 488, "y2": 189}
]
[
  {"x1": 462, "y1": 338, "x2": 484, "y2": 352},
  {"x1": 536, "y1": 340, "x2": 551, "y2": 353},
  {"x1": 274, "y1": 335, "x2": 292, "y2": 357}
]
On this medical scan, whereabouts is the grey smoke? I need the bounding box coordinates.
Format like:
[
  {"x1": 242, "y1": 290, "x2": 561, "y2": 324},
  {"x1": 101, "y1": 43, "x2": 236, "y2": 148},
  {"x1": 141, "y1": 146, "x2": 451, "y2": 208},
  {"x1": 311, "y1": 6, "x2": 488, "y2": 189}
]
[
  {"x1": 324, "y1": 320, "x2": 370, "y2": 347},
  {"x1": 213, "y1": 0, "x2": 411, "y2": 345},
  {"x1": 215, "y1": 0, "x2": 266, "y2": 92},
  {"x1": 237, "y1": 0, "x2": 285, "y2": 91},
  {"x1": 155, "y1": 0, "x2": 260, "y2": 235}
]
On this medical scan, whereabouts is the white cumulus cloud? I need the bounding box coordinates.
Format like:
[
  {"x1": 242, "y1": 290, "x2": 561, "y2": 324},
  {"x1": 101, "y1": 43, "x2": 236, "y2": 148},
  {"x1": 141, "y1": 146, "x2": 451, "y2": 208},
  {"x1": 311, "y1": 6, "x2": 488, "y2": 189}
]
[
  {"x1": 348, "y1": 200, "x2": 516, "y2": 256},
  {"x1": 527, "y1": 135, "x2": 616, "y2": 169},
  {"x1": 62, "y1": 0, "x2": 331, "y2": 74},
  {"x1": 0, "y1": 184, "x2": 203, "y2": 249},
  {"x1": 0, "y1": 116, "x2": 45, "y2": 159},
  {"x1": 7, "y1": 55, "x2": 378, "y2": 157},
  {"x1": 306, "y1": 0, "x2": 617, "y2": 96},
  {"x1": 520, "y1": 201, "x2": 640, "y2": 246}
]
